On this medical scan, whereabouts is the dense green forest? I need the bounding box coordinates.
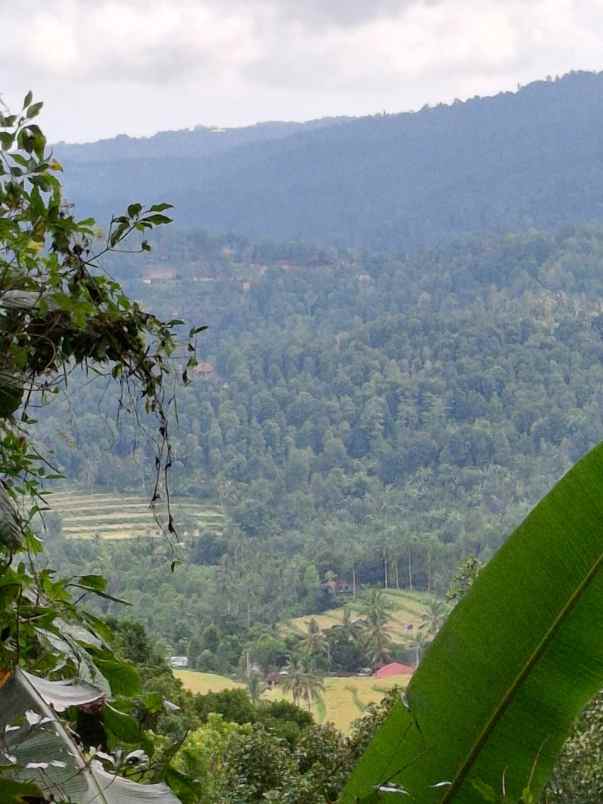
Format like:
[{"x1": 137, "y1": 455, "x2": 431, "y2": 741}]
[
  {"x1": 33, "y1": 221, "x2": 603, "y2": 676},
  {"x1": 57, "y1": 71, "x2": 603, "y2": 250}
]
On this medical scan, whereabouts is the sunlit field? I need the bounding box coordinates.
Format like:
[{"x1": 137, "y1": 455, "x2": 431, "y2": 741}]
[{"x1": 49, "y1": 490, "x2": 224, "y2": 540}]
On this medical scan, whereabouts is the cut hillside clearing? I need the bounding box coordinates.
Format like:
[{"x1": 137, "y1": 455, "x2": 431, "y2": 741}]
[
  {"x1": 49, "y1": 490, "x2": 224, "y2": 540},
  {"x1": 284, "y1": 589, "x2": 430, "y2": 645}
]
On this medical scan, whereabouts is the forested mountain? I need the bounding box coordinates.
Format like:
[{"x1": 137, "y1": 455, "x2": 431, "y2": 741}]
[
  {"x1": 55, "y1": 116, "x2": 350, "y2": 163},
  {"x1": 57, "y1": 70, "x2": 603, "y2": 251},
  {"x1": 35, "y1": 222, "x2": 603, "y2": 664}
]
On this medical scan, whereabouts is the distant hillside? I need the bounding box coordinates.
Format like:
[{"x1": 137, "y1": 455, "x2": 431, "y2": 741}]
[
  {"x1": 55, "y1": 116, "x2": 350, "y2": 163},
  {"x1": 60, "y1": 70, "x2": 603, "y2": 251}
]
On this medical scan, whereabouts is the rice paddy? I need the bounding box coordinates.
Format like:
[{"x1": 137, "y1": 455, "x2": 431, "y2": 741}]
[
  {"x1": 48, "y1": 490, "x2": 224, "y2": 540},
  {"x1": 175, "y1": 670, "x2": 410, "y2": 734}
]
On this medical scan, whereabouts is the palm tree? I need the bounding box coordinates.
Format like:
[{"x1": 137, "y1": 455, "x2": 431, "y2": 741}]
[
  {"x1": 354, "y1": 588, "x2": 395, "y2": 628},
  {"x1": 363, "y1": 621, "x2": 393, "y2": 667},
  {"x1": 419, "y1": 597, "x2": 450, "y2": 639},
  {"x1": 280, "y1": 656, "x2": 325, "y2": 711},
  {"x1": 411, "y1": 630, "x2": 430, "y2": 668},
  {"x1": 354, "y1": 589, "x2": 395, "y2": 667},
  {"x1": 299, "y1": 617, "x2": 329, "y2": 666},
  {"x1": 334, "y1": 606, "x2": 363, "y2": 643}
]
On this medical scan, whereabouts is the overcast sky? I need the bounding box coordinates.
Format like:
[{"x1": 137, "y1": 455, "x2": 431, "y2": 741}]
[{"x1": 2, "y1": 0, "x2": 603, "y2": 143}]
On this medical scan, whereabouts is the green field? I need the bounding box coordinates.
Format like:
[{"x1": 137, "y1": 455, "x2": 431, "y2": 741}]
[
  {"x1": 175, "y1": 592, "x2": 422, "y2": 734},
  {"x1": 284, "y1": 589, "x2": 430, "y2": 644},
  {"x1": 175, "y1": 670, "x2": 409, "y2": 733},
  {"x1": 174, "y1": 670, "x2": 245, "y2": 694},
  {"x1": 49, "y1": 490, "x2": 224, "y2": 540}
]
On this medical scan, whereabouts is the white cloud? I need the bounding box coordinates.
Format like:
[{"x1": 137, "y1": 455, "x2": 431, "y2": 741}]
[{"x1": 1, "y1": 0, "x2": 603, "y2": 141}]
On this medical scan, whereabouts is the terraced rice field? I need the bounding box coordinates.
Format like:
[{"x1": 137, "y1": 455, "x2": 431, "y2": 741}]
[
  {"x1": 49, "y1": 490, "x2": 224, "y2": 540},
  {"x1": 175, "y1": 670, "x2": 409, "y2": 733},
  {"x1": 285, "y1": 589, "x2": 429, "y2": 644}
]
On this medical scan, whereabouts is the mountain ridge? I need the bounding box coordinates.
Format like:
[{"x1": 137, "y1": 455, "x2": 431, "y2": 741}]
[
  {"x1": 54, "y1": 116, "x2": 353, "y2": 162},
  {"x1": 59, "y1": 70, "x2": 603, "y2": 251}
]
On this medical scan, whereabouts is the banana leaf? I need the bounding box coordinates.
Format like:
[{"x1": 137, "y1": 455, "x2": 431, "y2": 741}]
[
  {"x1": 0, "y1": 669, "x2": 180, "y2": 803},
  {"x1": 21, "y1": 669, "x2": 106, "y2": 712},
  {"x1": 0, "y1": 290, "x2": 52, "y2": 310},
  {"x1": 341, "y1": 442, "x2": 603, "y2": 803}
]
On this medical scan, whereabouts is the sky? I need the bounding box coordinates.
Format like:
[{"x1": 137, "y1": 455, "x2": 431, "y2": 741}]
[{"x1": 2, "y1": 0, "x2": 603, "y2": 143}]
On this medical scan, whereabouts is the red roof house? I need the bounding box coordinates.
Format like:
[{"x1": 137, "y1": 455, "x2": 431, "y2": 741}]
[{"x1": 373, "y1": 662, "x2": 414, "y2": 679}]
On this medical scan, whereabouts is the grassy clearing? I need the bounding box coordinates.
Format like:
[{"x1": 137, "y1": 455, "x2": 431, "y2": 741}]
[
  {"x1": 175, "y1": 670, "x2": 410, "y2": 733},
  {"x1": 49, "y1": 490, "x2": 224, "y2": 540},
  {"x1": 285, "y1": 588, "x2": 430, "y2": 644},
  {"x1": 174, "y1": 670, "x2": 245, "y2": 694},
  {"x1": 266, "y1": 674, "x2": 410, "y2": 733}
]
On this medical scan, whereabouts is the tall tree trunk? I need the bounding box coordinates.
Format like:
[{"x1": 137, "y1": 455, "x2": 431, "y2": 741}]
[
  {"x1": 408, "y1": 546, "x2": 414, "y2": 591},
  {"x1": 352, "y1": 565, "x2": 357, "y2": 598},
  {"x1": 384, "y1": 553, "x2": 389, "y2": 588},
  {"x1": 395, "y1": 560, "x2": 400, "y2": 589}
]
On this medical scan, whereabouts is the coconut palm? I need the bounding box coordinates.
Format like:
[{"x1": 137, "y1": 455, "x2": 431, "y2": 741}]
[
  {"x1": 333, "y1": 606, "x2": 364, "y2": 644},
  {"x1": 418, "y1": 597, "x2": 450, "y2": 639},
  {"x1": 411, "y1": 630, "x2": 430, "y2": 667},
  {"x1": 363, "y1": 622, "x2": 393, "y2": 667},
  {"x1": 299, "y1": 617, "x2": 330, "y2": 666},
  {"x1": 280, "y1": 656, "x2": 325, "y2": 711},
  {"x1": 354, "y1": 590, "x2": 395, "y2": 667},
  {"x1": 354, "y1": 588, "x2": 395, "y2": 628}
]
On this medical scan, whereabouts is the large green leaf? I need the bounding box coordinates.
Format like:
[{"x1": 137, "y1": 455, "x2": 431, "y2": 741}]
[
  {"x1": 94, "y1": 656, "x2": 141, "y2": 697},
  {"x1": 341, "y1": 443, "x2": 603, "y2": 803}
]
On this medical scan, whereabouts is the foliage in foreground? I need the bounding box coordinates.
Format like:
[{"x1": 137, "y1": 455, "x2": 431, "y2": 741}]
[
  {"x1": 0, "y1": 92, "x2": 199, "y2": 800},
  {"x1": 342, "y1": 442, "x2": 603, "y2": 802}
]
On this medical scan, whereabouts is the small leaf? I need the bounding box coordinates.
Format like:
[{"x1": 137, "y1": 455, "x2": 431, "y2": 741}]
[
  {"x1": 142, "y1": 213, "x2": 173, "y2": 225},
  {"x1": 77, "y1": 575, "x2": 107, "y2": 592},
  {"x1": 103, "y1": 703, "x2": 140, "y2": 743},
  {"x1": 26, "y1": 102, "x2": 43, "y2": 119},
  {"x1": 22, "y1": 90, "x2": 33, "y2": 109},
  {"x1": 0, "y1": 132, "x2": 14, "y2": 151},
  {"x1": 70, "y1": 583, "x2": 130, "y2": 606}
]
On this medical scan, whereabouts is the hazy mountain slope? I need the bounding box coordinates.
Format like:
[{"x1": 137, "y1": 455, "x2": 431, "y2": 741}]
[
  {"x1": 60, "y1": 71, "x2": 603, "y2": 250},
  {"x1": 54, "y1": 116, "x2": 350, "y2": 163}
]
